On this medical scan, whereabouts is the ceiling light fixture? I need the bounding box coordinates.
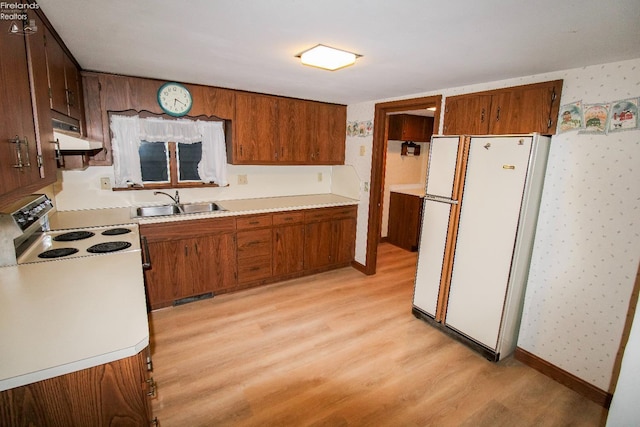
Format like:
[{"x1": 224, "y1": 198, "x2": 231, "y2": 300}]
[{"x1": 296, "y1": 44, "x2": 361, "y2": 71}]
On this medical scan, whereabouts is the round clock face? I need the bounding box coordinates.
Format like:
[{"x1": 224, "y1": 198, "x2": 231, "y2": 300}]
[{"x1": 157, "y1": 82, "x2": 193, "y2": 116}]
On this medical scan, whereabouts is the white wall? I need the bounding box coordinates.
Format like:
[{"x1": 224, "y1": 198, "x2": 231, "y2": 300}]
[
  {"x1": 346, "y1": 58, "x2": 640, "y2": 391},
  {"x1": 381, "y1": 140, "x2": 428, "y2": 237},
  {"x1": 54, "y1": 164, "x2": 334, "y2": 211}
]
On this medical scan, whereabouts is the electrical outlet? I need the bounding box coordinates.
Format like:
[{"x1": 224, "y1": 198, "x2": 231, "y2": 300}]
[
  {"x1": 317, "y1": 172, "x2": 323, "y2": 182},
  {"x1": 360, "y1": 145, "x2": 366, "y2": 156},
  {"x1": 100, "y1": 177, "x2": 111, "y2": 190},
  {"x1": 363, "y1": 182, "x2": 369, "y2": 192},
  {"x1": 237, "y1": 174, "x2": 248, "y2": 185}
]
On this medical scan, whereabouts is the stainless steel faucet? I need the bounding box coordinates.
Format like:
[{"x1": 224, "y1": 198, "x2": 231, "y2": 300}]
[{"x1": 153, "y1": 190, "x2": 180, "y2": 205}]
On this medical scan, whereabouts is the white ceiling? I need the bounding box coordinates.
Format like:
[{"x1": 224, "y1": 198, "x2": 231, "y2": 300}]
[{"x1": 37, "y1": 0, "x2": 640, "y2": 105}]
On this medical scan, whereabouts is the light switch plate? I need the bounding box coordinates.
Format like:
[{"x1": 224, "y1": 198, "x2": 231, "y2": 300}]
[{"x1": 360, "y1": 145, "x2": 366, "y2": 156}]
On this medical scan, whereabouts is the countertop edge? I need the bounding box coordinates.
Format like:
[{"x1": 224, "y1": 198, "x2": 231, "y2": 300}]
[{"x1": 0, "y1": 337, "x2": 149, "y2": 392}]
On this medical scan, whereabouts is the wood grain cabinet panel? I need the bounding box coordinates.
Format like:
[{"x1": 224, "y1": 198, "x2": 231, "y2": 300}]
[
  {"x1": 141, "y1": 217, "x2": 237, "y2": 310},
  {"x1": 387, "y1": 192, "x2": 424, "y2": 252},
  {"x1": 304, "y1": 206, "x2": 357, "y2": 270},
  {"x1": 443, "y1": 80, "x2": 563, "y2": 135},
  {"x1": 0, "y1": 13, "x2": 49, "y2": 207},
  {"x1": 234, "y1": 92, "x2": 279, "y2": 163},
  {"x1": 388, "y1": 114, "x2": 434, "y2": 142},
  {"x1": 273, "y1": 223, "x2": 305, "y2": 276},
  {"x1": 237, "y1": 228, "x2": 273, "y2": 284},
  {"x1": 0, "y1": 349, "x2": 153, "y2": 426}
]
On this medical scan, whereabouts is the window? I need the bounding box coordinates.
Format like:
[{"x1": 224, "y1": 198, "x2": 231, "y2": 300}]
[
  {"x1": 138, "y1": 140, "x2": 204, "y2": 185},
  {"x1": 110, "y1": 114, "x2": 228, "y2": 189}
]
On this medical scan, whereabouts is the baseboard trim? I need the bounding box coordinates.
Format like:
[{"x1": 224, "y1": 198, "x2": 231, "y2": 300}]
[
  {"x1": 350, "y1": 260, "x2": 368, "y2": 275},
  {"x1": 514, "y1": 347, "x2": 612, "y2": 408}
]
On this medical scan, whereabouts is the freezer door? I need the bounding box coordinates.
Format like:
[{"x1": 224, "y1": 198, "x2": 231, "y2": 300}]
[
  {"x1": 413, "y1": 199, "x2": 454, "y2": 317},
  {"x1": 444, "y1": 136, "x2": 533, "y2": 350},
  {"x1": 425, "y1": 136, "x2": 463, "y2": 199}
]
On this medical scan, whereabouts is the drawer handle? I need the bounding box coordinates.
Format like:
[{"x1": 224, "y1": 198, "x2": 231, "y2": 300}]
[
  {"x1": 250, "y1": 266, "x2": 261, "y2": 271},
  {"x1": 249, "y1": 221, "x2": 260, "y2": 225}
]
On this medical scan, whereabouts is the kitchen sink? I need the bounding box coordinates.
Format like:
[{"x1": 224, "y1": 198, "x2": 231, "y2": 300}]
[{"x1": 134, "y1": 202, "x2": 225, "y2": 218}]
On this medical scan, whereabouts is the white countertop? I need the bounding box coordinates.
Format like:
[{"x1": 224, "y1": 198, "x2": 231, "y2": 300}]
[
  {"x1": 1, "y1": 193, "x2": 357, "y2": 391},
  {"x1": 389, "y1": 184, "x2": 425, "y2": 198},
  {"x1": 0, "y1": 250, "x2": 149, "y2": 392},
  {"x1": 48, "y1": 193, "x2": 359, "y2": 229}
]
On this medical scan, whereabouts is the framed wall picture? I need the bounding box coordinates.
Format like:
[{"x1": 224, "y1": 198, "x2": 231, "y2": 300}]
[
  {"x1": 608, "y1": 98, "x2": 639, "y2": 133},
  {"x1": 580, "y1": 103, "x2": 610, "y2": 135},
  {"x1": 558, "y1": 100, "x2": 584, "y2": 133}
]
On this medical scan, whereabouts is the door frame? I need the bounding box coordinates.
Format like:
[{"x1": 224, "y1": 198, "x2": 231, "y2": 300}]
[{"x1": 363, "y1": 95, "x2": 442, "y2": 275}]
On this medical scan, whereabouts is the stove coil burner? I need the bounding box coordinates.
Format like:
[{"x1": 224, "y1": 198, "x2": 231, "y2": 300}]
[
  {"x1": 38, "y1": 248, "x2": 80, "y2": 259},
  {"x1": 87, "y1": 241, "x2": 132, "y2": 254},
  {"x1": 53, "y1": 231, "x2": 96, "y2": 242},
  {"x1": 101, "y1": 228, "x2": 132, "y2": 236}
]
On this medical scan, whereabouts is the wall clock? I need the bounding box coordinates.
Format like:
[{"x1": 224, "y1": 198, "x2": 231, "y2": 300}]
[{"x1": 157, "y1": 82, "x2": 193, "y2": 117}]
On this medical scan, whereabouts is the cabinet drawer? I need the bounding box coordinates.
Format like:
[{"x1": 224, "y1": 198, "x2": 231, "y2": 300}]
[
  {"x1": 238, "y1": 254, "x2": 272, "y2": 283},
  {"x1": 272, "y1": 211, "x2": 304, "y2": 225},
  {"x1": 304, "y1": 206, "x2": 357, "y2": 222},
  {"x1": 237, "y1": 229, "x2": 272, "y2": 259},
  {"x1": 236, "y1": 214, "x2": 273, "y2": 230}
]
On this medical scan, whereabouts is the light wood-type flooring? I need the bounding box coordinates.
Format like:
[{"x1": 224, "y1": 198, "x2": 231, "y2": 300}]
[{"x1": 149, "y1": 243, "x2": 608, "y2": 426}]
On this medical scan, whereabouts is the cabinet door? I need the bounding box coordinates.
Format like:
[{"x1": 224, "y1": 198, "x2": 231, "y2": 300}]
[
  {"x1": 489, "y1": 81, "x2": 562, "y2": 134},
  {"x1": 443, "y1": 94, "x2": 492, "y2": 135},
  {"x1": 304, "y1": 220, "x2": 333, "y2": 269},
  {"x1": 314, "y1": 103, "x2": 346, "y2": 164},
  {"x1": 234, "y1": 92, "x2": 278, "y2": 162},
  {"x1": 44, "y1": 28, "x2": 68, "y2": 115},
  {"x1": 144, "y1": 240, "x2": 181, "y2": 308},
  {"x1": 192, "y1": 234, "x2": 237, "y2": 294},
  {"x1": 387, "y1": 192, "x2": 423, "y2": 251},
  {"x1": 273, "y1": 224, "x2": 305, "y2": 276},
  {"x1": 64, "y1": 54, "x2": 83, "y2": 120},
  {"x1": 25, "y1": 12, "x2": 57, "y2": 185},
  {"x1": 0, "y1": 29, "x2": 38, "y2": 197},
  {"x1": 332, "y1": 217, "x2": 356, "y2": 265},
  {"x1": 278, "y1": 98, "x2": 313, "y2": 163}
]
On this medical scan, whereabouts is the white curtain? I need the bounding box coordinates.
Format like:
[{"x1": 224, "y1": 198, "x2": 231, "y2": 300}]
[
  {"x1": 110, "y1": 115, "x2": 143, "y2": 187},
  {"x1": 197, "y1": 120, "x2": 228, "y2": 186},
  {"x1": 109, "y1": 115, "x2": 227, "y2": 187}
]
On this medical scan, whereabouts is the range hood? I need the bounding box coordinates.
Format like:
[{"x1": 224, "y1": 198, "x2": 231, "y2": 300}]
[
  {"x1": 53, "y1": 131, "x2": 103, "y2": 152},
  {"x1": 52, "y1": 119, "x2": 103, "y2": 153}
]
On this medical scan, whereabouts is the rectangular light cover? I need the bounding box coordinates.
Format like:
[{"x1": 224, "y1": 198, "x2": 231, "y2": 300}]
[{"x1": 299, "y1": 45, "x2": 358, "y2": 71}]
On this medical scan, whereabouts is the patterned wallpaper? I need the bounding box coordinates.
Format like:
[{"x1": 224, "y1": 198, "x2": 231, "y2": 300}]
[
  {"x1": 519, "y1": 59, "x2": 640, "y2": 391},
  {"x1": 346, "y1": 58, "x2": 640, "y2": 391}
]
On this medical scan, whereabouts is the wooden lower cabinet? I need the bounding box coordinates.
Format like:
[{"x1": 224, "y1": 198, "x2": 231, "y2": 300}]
[
  {"x1": 141, "y1": 217, "x2": 237, "y2": 310},
  {"x1": 273, "y1": 223, "x2": 305, "y2": 276},
  {"x1": 142, "y1": 206, "x2": 357, "y2": 309},
  {"x1": 0, "y1": 348, "x2": 154, "y2": 426},
  {"x1": 304, "y1": 206, "x2": 357, "y2": 270},
  {"x1": 387, "y1": 192, "x2": 424, "y2": 252}
]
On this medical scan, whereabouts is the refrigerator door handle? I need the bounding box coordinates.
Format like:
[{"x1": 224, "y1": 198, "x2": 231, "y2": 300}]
[{"x1": 424, "y1": 195, "x2": 459, "y2": 205}]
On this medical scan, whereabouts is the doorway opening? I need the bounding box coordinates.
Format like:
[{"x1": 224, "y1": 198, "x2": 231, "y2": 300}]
[{"x1": 363, "y1": 95, "x2": 442, "y2": 275}]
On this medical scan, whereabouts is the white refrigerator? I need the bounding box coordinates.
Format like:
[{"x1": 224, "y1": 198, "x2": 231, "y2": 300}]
[{"x1": 412, "y1": 134, "x2": 550, "y2": 361}]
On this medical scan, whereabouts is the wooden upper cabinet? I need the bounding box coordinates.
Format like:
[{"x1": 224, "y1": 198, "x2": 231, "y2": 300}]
[
  {"x1": 278, "y1": 97, "x2": 312, "y2": 163},
  {"x1": 44, "y1": 27, "x2": 67, "y2": 114},
  {"x1": 234, "y1": 92, "x2": 279, "y2": 163},
  {"x1": 443, "y1": 80, "x2": 563, "y2": 135},
  {"x1": 443, "y1": 95, "x2": 492, "y2": 135},
  {"x1": 44, "y1": 29, "x2": 83, "y2": 121},
  {"x1": 231, "y1": 92, "x2": 346, "y2": 165},
  {"x1": 314, "y1": 102, "x2": 346, "y2": 164},
  {"x1": 388, "y1": 114, "x2": 434, "y2": 142}
]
